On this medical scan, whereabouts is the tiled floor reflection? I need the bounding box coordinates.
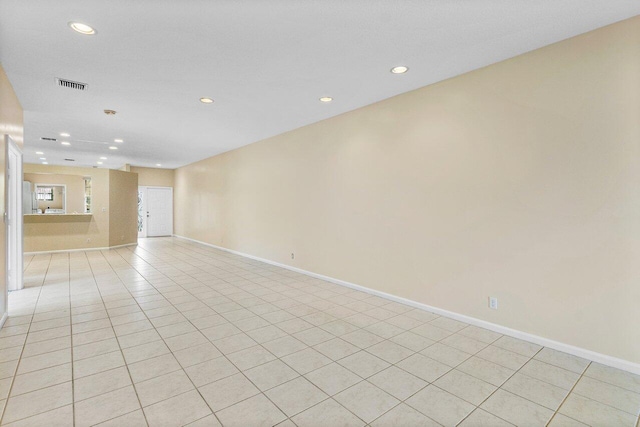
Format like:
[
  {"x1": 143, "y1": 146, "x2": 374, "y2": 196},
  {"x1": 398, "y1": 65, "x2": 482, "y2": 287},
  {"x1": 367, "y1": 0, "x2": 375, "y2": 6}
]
[{"x1": 0, "y1": 237, "x2": 638, "y2": 426}]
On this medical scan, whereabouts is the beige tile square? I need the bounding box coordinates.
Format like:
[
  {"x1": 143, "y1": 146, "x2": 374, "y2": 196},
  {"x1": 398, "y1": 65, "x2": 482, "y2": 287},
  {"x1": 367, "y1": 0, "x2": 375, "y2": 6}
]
[
  {"x1": 184, "y1": 414, "x2": 222, "y2": 427},
  {"x1": 11, "y1": 363, "x2": 72, "y2": 397},
  {"x1": 20, "y1": 336, "x2": 70, "y2": 359},
  {"x1": 73, "y1": 366, "x2": 132, "y2": 402},
  {"x1": 184, "y1": 357, "x2": 239, "y2": 387},
  {"x1": 389, "y1": 331, "x2": 435, "y2": 352},
  {"x1": 200, "y1": 323, "x2": 240, "y2": 341},
  {"x1": 293, "y1": 327, "x2": 335, "y2": 346},
  {"x1": 313, "y1": 338, "x2": 360, "y2": 360},
  {"x1": 338, "y1": 351, "x2": 390, "y2": 378},
  {"x1": 17, "y1": 348, "x2": 71, "y2": 375},
  {"x1": 3, "y1": 382, "x2": 73, "y2": 424},
  {"x1": 292, "y1": 398, "x2": 365, "y2": 427},
  {"x1": 519, "y1": 359, "x2": 580, "y2": 390},
  {"x1": 215, "y1": 393, "x2": 286, "y2": 427},
  {"x1": 266, "y1": 376, "x2": 328, "y2": 416},
  {"x1": 212, "y1": 333, "x2": 257, "y2": 354},
  {"x1": 368, "y1": 366, "x2": 427, "y2": 400},
  {"x1": 122, "y1": 340, "x2": 171, "y2": 364},
  {"x1": 144, "y1": 389, "x2": 212, "y2": 427},
  {"x1": 481, "y1": 389, "x2": 554, "y2": 426},
  {"x1": 366, "y1": 340, "x2": 414, "y2": 364},
  {"x1": 493, "y1": 336, "x2": 542, "y2": 357},
  {"x1": 441, "y1": 333, "x2": 489, "y2": 354},
  {"x1": 370, "y1": 403, "x2": 440, "y2": 427},
  {"x1": 113, "y1": 319, "x2": 154, "y2": 336},
  {"x1": 1, "y1": 404, "x2": 73, "y2": 427},
  {"x1": 157, "y1": 321, "x2": 197, "y2": 338},
  {"x1": 572, "y1": 375, "x2": 640, "y2": 415},
  {"x1": 305, "y1": 363, "x2": 362, "y2": 395},
  {"x1": 547, "y1": 413, "x2": 589, "y2": 426},
  {"x1": 263, "y1": 335, "x2": 308, "y2": 357},
  {"x1": 411, "y1": 323, "x2": 453, "y2": 341},
  {"x1": 420, "y1": 342, "x2": 472, "y2": 367},
  {"x1": 73, "y1": 327, "x2": 116, "y2": 346},
  {"x1": 282, "y1": 347, "x2": 332, "y2": 374},
  {"x1": 457, "y1": 325, "x2": 502, "y2": 344},
  {"x1": 73, "y1": 350, "x2": 125, "y2": 378},
  {"x1": 534, "y1": 348, "x2": 589, "y2": 374},
  {"x1": 74, "y1": 385, "x2": 141, "y2": 427},
  {"x1": 396, "y1": 353, "x2": 450, "y2": 382},
  {"x1": 334, "y1": 381, "x2": 399, "y2": 423},
  {"x1": 276, "y1": 318, "x2": 314, "y2": 334},
  {"x1": 128, "y1": 353, "x2": 181, "y2": 383},
  {"x1": 458, "y1": 408, "x2": 514, "y2": 426},
  {"x1": 93, "y1": 409, "x2": 148, "y2": 426},
  {"x1": 174, "y1": 342, "x2": 223, "y2": 368},
  {"x1": 246, "y1": 325, "x2": 289, "y2": 344},
  {"x1": 117, "y1": 329, "x2": 161, "y2": 349},
  {"x1": 457, "y1": 356, "x2": 514, "y2": 386},
  {"x1": 434, "y1": 369, "x2": 496, "y2": 406},
  {"x1": 406, "y1": 385, "x2": 474, "y2": 426},
  {"x1": 164, "y1": 331, "x2": 209, "y2": 352},
  {"x1": 134, "y1": 369, "x2": 195, "y2": 407},
  {"x1": 199, "y1": 372, "x2": 259, "y2": 411},
  {"x1": 244, "y1": 359, "x2": 300, "y2": 391},
  {"x1": 502, "y1": 372, "x2": 569, "y2": 410},
  {"x1": 341, "y1": 329, "x2": 385, "y2": 349},
  {"x1": 475, "y1": 345, "x2": 530, "y2": 370},
  {"x1": 73, "y1": 338, "x2": 120, "y2": 361},
  {"x1": 584, "y1": 362, "x2": 640, "y2": 393}
]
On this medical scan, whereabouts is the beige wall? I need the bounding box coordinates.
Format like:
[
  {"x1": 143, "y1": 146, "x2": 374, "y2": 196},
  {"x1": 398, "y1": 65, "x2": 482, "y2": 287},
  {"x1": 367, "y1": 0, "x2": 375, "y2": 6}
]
[
  {"x1": 1, "y1": 64, "x2": 24, "y2": 322},
  {"x1": 24, "y1": 173, "x2": 86, "y2": 213},
  {"x1": 24, "y1": 164, "x2": 138, "y2": 252},
  {"x1": 109, "y1": 169, "x2": 138, "y2": 246},
  {"x1": 175, "y1": 17, "x2": 640, "y2": 364},
  {"x1": 130, "y1": 166, "x2": 174, "y2": 187}
]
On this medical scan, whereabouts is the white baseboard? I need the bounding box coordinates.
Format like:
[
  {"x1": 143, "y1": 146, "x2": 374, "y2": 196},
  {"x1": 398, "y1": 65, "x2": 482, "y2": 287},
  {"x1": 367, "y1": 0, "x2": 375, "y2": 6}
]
[
  {"x1": 173, "y1": 234, "x2": 640, "y2": 375},
  {"x1": 0, "y1": 312, "x2": 7, "y2": 329},
  {"x1": 25, "y1": 242, "x2": 137, "y2": 256}
]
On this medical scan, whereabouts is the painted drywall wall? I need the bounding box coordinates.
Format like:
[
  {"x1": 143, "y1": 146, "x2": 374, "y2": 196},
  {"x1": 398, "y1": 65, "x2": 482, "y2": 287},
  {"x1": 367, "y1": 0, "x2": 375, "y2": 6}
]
[
  {"x1": 24, "y1": 164, "x2": 109, "y2": 251},
  {"x1": 24, "y1": 173, "x2": 86, "y2": 213},
  {"x1": 23, "y1": 165, "x2": 138, "y2": 252},
  {"x1": 130, "y1": 166, "x2": 174, "y2": 187},
  {"x1": 0, "y1": 64, "x2": 24, "y2": 323},
  {"x1": 108, "y1": 169, "x2": 138, "y2": 246},
  {"x1": 175, "y1": 16, "x2": 640, "y2": 364}
]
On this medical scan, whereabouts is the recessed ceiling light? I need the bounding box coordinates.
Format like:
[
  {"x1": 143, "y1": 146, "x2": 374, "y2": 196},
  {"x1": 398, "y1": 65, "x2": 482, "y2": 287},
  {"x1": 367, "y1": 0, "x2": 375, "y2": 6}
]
[
  {"x1": 100, "y1": 157, "x2": 107, "y2": 160},
  {"x1": 319, "y1": 97, "x2": 333, "y2": 103},
  {"x1": 42, "y1": 162, "x2": 48, "y2": 165},
  {"x1": 156, "y1": 163, "x2": 162, "y2": 167},
  {"x1": 36, "y1": 151, "x2": 44, "y2": 155},
  {"x1": 60, "y1": 132, "x2": 70, "y2": 137},
  {"x1": 391, "y1": 66, "x2": 409, "y2": 74},
  {"x1": 61, "y1": 141, "x2": 71, "y2": 145},
  {"x1": 200, "y1": 97, "x2": 214, "y2": 104},
  {"x1": 114, "y1": 138, "x2": 123, "y2": 143},
  {"x1": 109, "y1": 146, "x2": 118, "y2": 150},
  {"x1": 68, "y1": 22, "x2": 96, "y2": 35},
  {"x1": 97, "y1": 162, "x2": 103, "y2": 165},
  {"x1": 39, "y1": 157, "x2": 46, "y2": 160}
]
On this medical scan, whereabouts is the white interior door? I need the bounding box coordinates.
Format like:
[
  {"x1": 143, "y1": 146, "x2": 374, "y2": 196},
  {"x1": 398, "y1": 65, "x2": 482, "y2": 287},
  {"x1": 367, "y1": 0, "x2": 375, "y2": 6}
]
[
  {"x1": 146, "y1": 187, "x2": 173, "y2": 237},
  {"x1": 137, "y1": 187, "x2": 147, "y2": 238},
  {"x1": 6, "y1": 136, "x2": 23, "y2": 293}
]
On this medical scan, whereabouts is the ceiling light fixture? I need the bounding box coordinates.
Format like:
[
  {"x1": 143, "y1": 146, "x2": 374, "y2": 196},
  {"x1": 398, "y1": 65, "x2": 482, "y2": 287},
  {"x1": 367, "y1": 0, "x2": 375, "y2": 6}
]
[
  {"x1": 391, "y1": 66, "x2": 409, "y2": 74},
  {"x1": 61, "y1": 141, "x2": 71, "y2": 145},
  {"x1": 36, "y1": 151, "x2": 44, "y2": 155},
  {"x1": 97, "y1": 162, "x2": 103, "y2": 165},
  {"x1": 60, "y1": 132, "x2": 70, "y2": 137},
  {"x1": 319, "y1": 97, "x2": 333, "y2": 103},
  {"x1": 114, "y1": 138, "x2": 123, "y2": 143},
  {"x1": 42, "y1": 162, "x2": 48, "y2": 165},
  {"x1": 156, "y1": 164, "x2": 162, "y2": 167},
  {"x1": 109, "y1": 146, "x2": 118, "y2": 150},
  {"x1": 68, "y1": 22, "x2": 96, "y2": 35},
  {"x1": 39, "y1": 157, "x2": 46, "y2": 160},
  {"x1": 200, "y1": 98, "x2": 214, "y2": 104},
  {"x1": 100, "y1": 157, "x2": 107, "y2": 160}
]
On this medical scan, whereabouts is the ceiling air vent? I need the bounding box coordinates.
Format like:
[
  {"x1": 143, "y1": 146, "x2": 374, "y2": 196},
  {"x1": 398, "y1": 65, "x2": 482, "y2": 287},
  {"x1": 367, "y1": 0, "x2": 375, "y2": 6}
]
[
  {"x1": 64, "y1": 159, "x2": 75, "y2": 162},
  {"x1": 56, "y1": 78, "x2": 88, "y2": 91},
  {"x1": 41, "y1": 137, "x2": 57, "y2": 141}
]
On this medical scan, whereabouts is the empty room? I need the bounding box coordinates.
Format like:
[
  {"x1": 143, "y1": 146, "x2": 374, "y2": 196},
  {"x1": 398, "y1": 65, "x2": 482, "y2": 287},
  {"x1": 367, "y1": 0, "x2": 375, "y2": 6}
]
[{"x1": 0, "y1": 1, "x2": 639, "y2": 426}]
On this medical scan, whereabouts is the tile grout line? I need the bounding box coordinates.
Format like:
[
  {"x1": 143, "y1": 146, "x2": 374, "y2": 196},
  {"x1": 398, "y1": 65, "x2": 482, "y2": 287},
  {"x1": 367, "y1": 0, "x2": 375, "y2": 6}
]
[{"x1": 545, "y1": 361, "x2": 592, "y2": 426}]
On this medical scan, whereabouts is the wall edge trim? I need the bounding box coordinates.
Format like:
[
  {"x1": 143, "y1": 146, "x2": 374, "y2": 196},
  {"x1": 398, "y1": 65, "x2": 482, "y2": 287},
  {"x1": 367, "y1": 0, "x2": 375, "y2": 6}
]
[
  {"x1": 0, "y1": 312, "x2": 7, "y2": 329},
  {"x1": 173, "y1": 234, "x2": 640, "y2": 375},
  {"x1": 25, "y1": 242, "x2": 137, "y2": 255}
]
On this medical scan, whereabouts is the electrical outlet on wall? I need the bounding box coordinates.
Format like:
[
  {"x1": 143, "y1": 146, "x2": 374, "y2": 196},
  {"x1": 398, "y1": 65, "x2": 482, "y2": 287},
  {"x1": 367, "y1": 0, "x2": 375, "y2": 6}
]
[
  {"x1": 291, "y1": 253, "x2": 295, "y2": 260},
  {"x1": 489, "y1": 297, "x2": 498, "y2": 310}
]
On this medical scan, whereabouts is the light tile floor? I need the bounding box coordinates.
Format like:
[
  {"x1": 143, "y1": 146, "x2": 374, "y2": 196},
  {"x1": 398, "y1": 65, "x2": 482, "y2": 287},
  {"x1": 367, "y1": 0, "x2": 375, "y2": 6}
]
[{"x1": 0, "y1": 237, "x2": 639, "y2": 426}]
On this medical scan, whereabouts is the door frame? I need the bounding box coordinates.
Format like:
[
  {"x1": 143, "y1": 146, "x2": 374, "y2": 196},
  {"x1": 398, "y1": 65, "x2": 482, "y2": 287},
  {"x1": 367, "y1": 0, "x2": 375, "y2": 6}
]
[
  {"x1": 5, "y1": 135, "x2": 23, "y2": 297},
  {"x1": 138, "y1": 186, "x2": 173, "y2": 238}
]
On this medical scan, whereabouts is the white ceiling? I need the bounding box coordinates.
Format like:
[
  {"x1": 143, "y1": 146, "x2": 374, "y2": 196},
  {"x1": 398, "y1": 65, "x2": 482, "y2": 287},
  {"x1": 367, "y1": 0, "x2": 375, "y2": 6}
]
[{"x1": 1, "y1": 1, "x2": 638, "y2": 170}]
